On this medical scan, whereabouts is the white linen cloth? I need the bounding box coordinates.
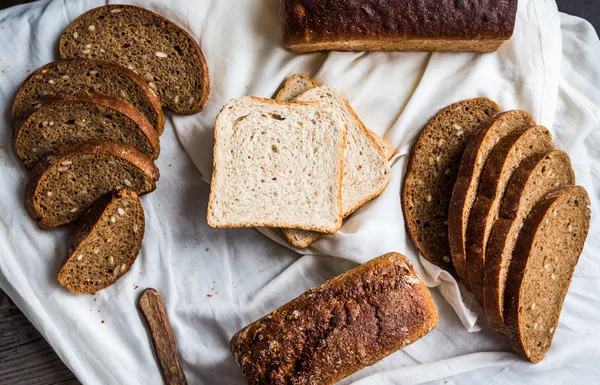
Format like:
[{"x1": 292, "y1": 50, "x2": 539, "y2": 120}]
[{"x1": 0, "y1": 0, "x2": 599, "y2": 384}]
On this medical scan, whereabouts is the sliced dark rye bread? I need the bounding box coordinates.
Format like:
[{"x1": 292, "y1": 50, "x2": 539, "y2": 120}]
[
  {"x1": 505, "y1": 186, "x2": 590, "y2": 363},
  {"x1": 59, "y1": 4, "x2": 210, "y2": 114},
  {"x1": 14, "y1": 92, "x2": 160, "y2": 168},
  {"x1": 26, "y1": 141, "x2": 159, "y2": 228},
  {"x1": 11, "y1": 59, "x2": 164, "y2": 135},
  {"x1": 484, "y1": 151, "x2": 574, "y2": 334},
  {"x1": 449, "y1": 110, "x2": 535, "y2": 287},
  {"x1": 58, "y1": 189, "x2": 144, "y2": 294},
  {"x1": 402, "y1": 98, "x2": 500, "y2": 273}
]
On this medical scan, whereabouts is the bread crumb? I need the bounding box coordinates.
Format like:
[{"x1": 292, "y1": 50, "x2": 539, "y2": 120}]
[
  {"x1": 206, "y1": 294, "x2": 213, "y2": 297},
  {"x1": 101, "y1": 320, "x2": 105, "y2": 324}
]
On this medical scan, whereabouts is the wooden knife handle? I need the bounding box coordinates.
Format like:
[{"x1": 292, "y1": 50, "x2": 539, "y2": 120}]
[{"x1": 138, "y1": 288, "x2": 188, "y2": 385}]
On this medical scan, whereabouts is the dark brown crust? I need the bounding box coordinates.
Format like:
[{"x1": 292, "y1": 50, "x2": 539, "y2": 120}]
[
  {"x1": 281, "y1": 0, "x2": 518, "y2": 53},
  {"x1": 230, "y1": 252, "x2": 438, "y2": 385},
  {"x1": 59, "y1": 4, "x2": 210, "y2": 114}
]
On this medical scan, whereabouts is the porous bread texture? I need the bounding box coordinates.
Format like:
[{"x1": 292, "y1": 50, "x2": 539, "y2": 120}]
[
  {"x1": 58, "y1": 189, "x2": 144, "y2": 294},
  {"x1": 449, "y1": 110, "x2": 535, "y2": 287},
  {"x1": 14, "y1": 92, "x2": 160, "y2": 168},
  {"x1": 11, "y1": 59, "x2": 164, "y2": 135},
  {"x1": 466, "y1": 126, "x2": 555, "y2": 303},
  {"x1": 484, "y1": 151, "x2": 575, "y2": 334},
  {"x1": 402, "y1": 98, "x2": 500, "y2": 274},
  {"x1": 505, "y1": 186, "x2": 590, "y2": 363},
  {"x1": 207, "y1": 96, "x2": 346, "y2": 233},
  {"x1": 59, "y1": 4, "x2": 210, "y2": 114}
]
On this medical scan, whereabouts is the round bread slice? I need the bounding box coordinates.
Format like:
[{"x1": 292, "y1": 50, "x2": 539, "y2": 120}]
[
  {"x1": 26, "y1": 141, "x2": 159, "y2": 228},
  {"x1": 449, "y1": 110, "x2": 535, "y2": 287},
  {"x1": 484, "y1": 151, "x2": 575, "y2": 334},
  {"x1": 14, "y1": 92, "x2": 160, "y2": 168},
  {"x1": 466, "y1": 126, "x2": 554, "y2": 303},
  {"x1": 402, "y1": 98, "x2": 500, "y2": 273},
  {"x1": 505, "y1": 186, "x2": 590, "y2": 363},
  {"x1": 59, "y1": 4, "x2": 210, "y2": 114},
  {"x1": 58, "y1": 189, "x2": 144, "y2": 294},
  {"x1": 11, "y1": 59, "x2": 164, "y2": 135}
]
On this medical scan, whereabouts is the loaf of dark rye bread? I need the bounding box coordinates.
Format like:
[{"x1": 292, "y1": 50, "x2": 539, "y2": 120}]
[
  {"x1": 505, "y1": 186, "x2": 590, "y2": 363},
  {"x1": 59, "y1": 4, "x2": 210, "y2": 114},
  {"x1": 11, "y1": 59, "x2": 164, "y2": 135},
  {"x1": 484, "y1": 151, "x2": 575, "y2": 334},
  {"x1": 281, "y1": 0, "x2": 518, "y2": 53},
  {"x1": 402, "y1": 98, "x2": 500, "y2": 274},
  {"x1": 14, "y1": 92, "x2": 160, "y2": 168},
  {"x1": 26, "y1": 141, "x2": 159, "y2": 228},
  {"x1": 230, "y1": 252, "x2": 438, "y2": 385},
  {"x1": 58, "y1": 189, "x2": 144, "y2": 294}
]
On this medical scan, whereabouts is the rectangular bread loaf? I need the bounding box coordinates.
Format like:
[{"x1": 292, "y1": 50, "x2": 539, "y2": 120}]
[
  {"x1": 230, "y1": 252, "x2": 438, "y2": 385},
  {"x1": 281, "y1": 0, "x2": 518, "y2": 53}
]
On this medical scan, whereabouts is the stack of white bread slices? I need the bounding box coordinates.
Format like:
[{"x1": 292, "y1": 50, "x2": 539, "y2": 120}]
[{"x1": 207, "y1": 74, "x2": 393, "y2": 248}]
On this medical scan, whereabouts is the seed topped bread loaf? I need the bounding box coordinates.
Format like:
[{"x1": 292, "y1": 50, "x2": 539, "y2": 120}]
[
  {"x1": 59, "y1": 4, "x2": 210, "y2": 114},
  {"x1": 11, "y1": 59, "x2": 164, "y2": 135},
  {"x1": 26, "y1": 141, "x2": 159, "y2": 228},
  {"x1": 403, "y1": 98, "x2": 500, "y2": 274},
  {"x1": 207, "y1": 96, "x2": 346, "y2": 233},
  {"x1": 504, "y1": 186, "x2": 590, "y2": 363},
  {"x1": 14, "y1": 92, "x2": 160, "y2": 168},
  {"x1": 230, "y1": 252, "x2": 438, "y2": 385},
  {"x1": 58, "y1": 189, "x2": 145, "y2": 294},
  {"x1": 484, "y1": 151, "x2": 575, "y2": 334}
]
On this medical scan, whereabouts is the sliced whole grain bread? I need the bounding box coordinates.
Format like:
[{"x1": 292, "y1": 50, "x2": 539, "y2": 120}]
[
  {"x1": 58, "y1": 189, "x2": 144, "y2": 294},
  {"x1": 402, "y1": 98, "x2": 500, "y2": 273},
  {"x1": 12, "y1": 59, "x2": 164, "y2": 135},
  {"x1": 14, "y1": 92, "x2": 160, "y2": 168},
  {"x1": 504, "y1": 186, "x2": 590, "y2": 363},
  {"x1": 449, "y1": 110, "x2": 535, "y2": 286},
  {"x1": 484, "y1": 151, "x2": 574, "y2": 334},
  {"x1": 26, "y1": 141, "x2": 159, "y2": 228},
  {"x1": 59, "y1": 4, "x2": 210, "y2": 114},
  {"x1": 466, "y1": 126, "x2": 554, "y2": 303},
  {"x1": 207, "y1": 96, "x2": 346, "y2": 233}
]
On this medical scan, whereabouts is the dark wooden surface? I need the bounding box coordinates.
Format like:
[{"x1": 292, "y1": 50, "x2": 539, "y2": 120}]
[{"x1": 0, "y1": 1, "x2": 598, "y2": 385}]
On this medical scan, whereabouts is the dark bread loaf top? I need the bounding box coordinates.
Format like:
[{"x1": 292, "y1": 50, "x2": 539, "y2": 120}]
[
  {"x1": 58, "y1": 189, "x2": 144, "y2": 294},
  {"x1": 230, "y1": 252, "x2": 438, "y2": 385},
  {"x1": 26, "y1": 141, "x2": 159, "y2": 228},
  {"x1": 14, "y1": 92, "x2": 160, "y2": 168},
  {"x1": 59, "y1": 4, "x2": 210, "y2": 114},
  {"x1": 504, "y1": 186, "x2": 590, "y2": 363},
  {"x1": 12, "y1": 59, "x2": 164, "y2": 135},
  {"x1": 402, "y1": 98, "x2": 499, "y2": 275}
]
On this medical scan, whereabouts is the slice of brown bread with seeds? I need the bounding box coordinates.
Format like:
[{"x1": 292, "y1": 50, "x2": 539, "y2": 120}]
[
  {"x1": 11, "y1": 59, "x2": 164, "y2": 135},
  {"x1": 466, "y1": 126, "x2": 554, "y2": 303},
  {"x1": 449, "y1": 110, "x2": 535, "y2": 287},
  {"x1": 58, "y1": 189, "x2": 144, "y2": 294},
  {"x1": 26, "y1": 141, "x2": 159, "y2": 228},
  {"x1": 402, "y1": 98, "x2": 500, "y2": 274},
  {"x1": 59, "y1": 4, "x2": 210, "y2": 114},
  {"x1": 504, "y1": 186, "x2": 590, "y2": 363},
  {"x1": 484, "y1": 151, "x2": 574, "y2": 334},
  {"x1": 14, "y1": 92, "x2": 160, "y2": 168}
]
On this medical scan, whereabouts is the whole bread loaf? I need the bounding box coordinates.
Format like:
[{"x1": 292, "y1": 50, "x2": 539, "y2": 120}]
[{"x1": 230, "y1": 252, "x2": 438, "y2": 385}]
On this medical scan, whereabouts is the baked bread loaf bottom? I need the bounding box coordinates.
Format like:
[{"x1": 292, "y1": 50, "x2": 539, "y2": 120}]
[
  {"x1": 281, "y1": 0, "x2": 518, "y2": 53},
  {"x1": 230, "y1": 252, "x2": 438, "y2": 385}
]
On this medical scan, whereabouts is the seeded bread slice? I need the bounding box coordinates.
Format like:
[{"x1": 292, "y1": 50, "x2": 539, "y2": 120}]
[
  {"x1": 11, "y1": 59, "x2": 164, "y2": 135},
  {"x1": 505, "y1": 186, "x2": 590, "y2": 363},
  {"x1": 449, "y1": 110, "x2": 535, "y2": 286},
  {"x1": 207, "y1": 96, "x2": 346, "y2": 233},
  {"x1": 58, "y1": 189, "x2": 144, "y2": 294},
  {"x1": 26, "y1": 141, "x2": 159, "y2": 228},
  {"x1": 59, "y1": 4, "x2": 210, "y2": 114},
  {"x1": 484, "y1": 151, "x2": 574, "y2": 334},
  {"x1": 14, "y1": 92, "x2": 160, "y2": 168},
  {"x1": 402, "y1": 98, "x2": 500, "y2": 273}
]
